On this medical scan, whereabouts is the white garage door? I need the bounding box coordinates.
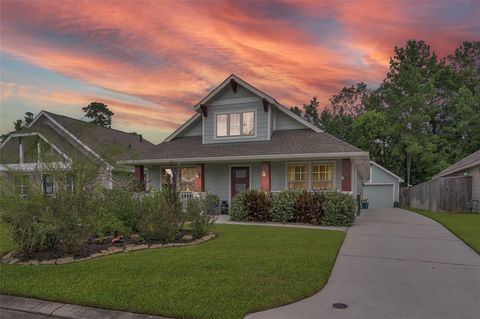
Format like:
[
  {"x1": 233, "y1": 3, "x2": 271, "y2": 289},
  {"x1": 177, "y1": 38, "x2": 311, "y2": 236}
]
[{"x1": 363, "y1": 184, "x2": 394, "y2": 208}]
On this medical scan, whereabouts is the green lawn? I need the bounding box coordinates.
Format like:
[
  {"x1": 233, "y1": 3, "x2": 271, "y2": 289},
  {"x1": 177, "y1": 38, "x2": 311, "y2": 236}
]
[
  {"x1": 409, "y1": 208, "x2": 480, "y2": 254},
  {"x1": 0, "y1": 223, "x2": 345, "y2": 319}
]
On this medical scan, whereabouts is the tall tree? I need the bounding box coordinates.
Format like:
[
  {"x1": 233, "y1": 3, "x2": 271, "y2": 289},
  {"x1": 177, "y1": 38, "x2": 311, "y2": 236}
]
[
  {"x1": 82, "y1": 102, "x2": 114, "y2": 128},
  {"x1": 13, "y1": 112, "x2": 34, "y2": 131}
]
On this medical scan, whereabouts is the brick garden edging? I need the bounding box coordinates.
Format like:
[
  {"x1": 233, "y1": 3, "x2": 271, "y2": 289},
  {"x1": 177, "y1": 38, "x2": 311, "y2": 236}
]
[{"x1": 1, "y1": 233, "x2": 216, "y2": 266}]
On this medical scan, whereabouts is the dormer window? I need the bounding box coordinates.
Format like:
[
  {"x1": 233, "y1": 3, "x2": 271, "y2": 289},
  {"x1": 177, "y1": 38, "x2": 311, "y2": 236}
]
[{"x1": 215, "y1": 111, "x2": 255, "y2": 138}]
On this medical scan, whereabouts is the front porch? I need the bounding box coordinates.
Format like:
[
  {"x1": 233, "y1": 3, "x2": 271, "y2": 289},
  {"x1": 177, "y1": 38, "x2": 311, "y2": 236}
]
[{"x1": 136, "y1": 157, "x2": 365, "y2": 204}]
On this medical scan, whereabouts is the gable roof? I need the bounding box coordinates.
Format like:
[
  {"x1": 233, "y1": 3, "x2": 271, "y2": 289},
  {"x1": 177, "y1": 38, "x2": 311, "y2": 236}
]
[
  {"x1": 163, "y1": 74, "x2": 322, "y2": 142},
  {"x1": 370, "y1": 161, "x2": 404, "y2": 182},
  {"x1": 433, "y1": 149, "x2": 480, "y2": 178},
  {"x1": 119, "y1": 129, "x2": 367, "y2": 165},
  {"x1": 15, "y1": 111, "x2": 155, "y2": 166}
]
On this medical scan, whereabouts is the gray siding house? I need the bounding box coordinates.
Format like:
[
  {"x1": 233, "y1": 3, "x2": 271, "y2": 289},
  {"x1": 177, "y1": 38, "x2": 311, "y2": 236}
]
[
  {"x1": 120, "y1": 75, "x2": 370, "y2": 203},
  {"x1": 363, "y1": 161, "x2": 404, "y2": 208},
  {"x1": 0, "y1": 111, "x2": 153, "y2": 193},
  {"x1": 433, "y1": 149, "x2": 480, "y2": 210}
]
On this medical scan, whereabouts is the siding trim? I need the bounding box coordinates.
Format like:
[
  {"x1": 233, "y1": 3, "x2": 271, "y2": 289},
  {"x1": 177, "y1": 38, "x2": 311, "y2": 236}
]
[
  {"x1": 164, "y1": 113, "x2": 201, "y2": 142},
  {"x1": 118, "y1": 152, "x2": 369, "y2": 165}
]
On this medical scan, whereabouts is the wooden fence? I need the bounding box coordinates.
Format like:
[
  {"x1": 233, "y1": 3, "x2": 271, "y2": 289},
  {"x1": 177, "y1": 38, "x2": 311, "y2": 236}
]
[{"x1": 400, "y1": 176, "x2": 473, "y2": 212}]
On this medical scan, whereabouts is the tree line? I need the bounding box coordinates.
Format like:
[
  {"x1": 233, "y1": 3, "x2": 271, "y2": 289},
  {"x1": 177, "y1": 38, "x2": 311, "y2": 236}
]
[{"x1": 292, "y1": 40, "x2": 480, "y2": 186}]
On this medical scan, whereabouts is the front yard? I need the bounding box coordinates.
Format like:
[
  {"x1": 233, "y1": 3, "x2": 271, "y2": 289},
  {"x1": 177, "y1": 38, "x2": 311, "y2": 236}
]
[
  {"x1": 0, "y1": 223, "x2": 345, "y2": 319},
  {"x1": 408, "y1": 209, "x2": 480, "y2": 254}
]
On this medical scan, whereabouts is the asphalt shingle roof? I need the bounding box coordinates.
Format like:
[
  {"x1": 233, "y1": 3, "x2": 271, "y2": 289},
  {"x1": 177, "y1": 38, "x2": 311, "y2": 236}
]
[
  {"x1": 136, "y1": 129, "x2": 364, "y2": 161},
  {"x1": 433, "y1": 149, "x2": 480, "y2": 178},
  {"x1": 27, "y1": 111, "x2": 155, "y2": 163}
]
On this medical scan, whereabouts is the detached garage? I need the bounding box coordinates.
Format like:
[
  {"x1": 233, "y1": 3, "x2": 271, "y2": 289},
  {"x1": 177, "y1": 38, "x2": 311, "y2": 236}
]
[{"x1": 363, "y1": 162, "x2": 404, "y2": 208}]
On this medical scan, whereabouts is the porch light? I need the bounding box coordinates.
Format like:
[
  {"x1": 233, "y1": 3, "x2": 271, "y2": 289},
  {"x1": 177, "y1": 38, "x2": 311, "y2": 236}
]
[
  {"x1": 261, "y1": 170, "x2": 267, "y2": 177},
  {"x1": 195, "y1": 171, "x2": 200, "y2": 178}
]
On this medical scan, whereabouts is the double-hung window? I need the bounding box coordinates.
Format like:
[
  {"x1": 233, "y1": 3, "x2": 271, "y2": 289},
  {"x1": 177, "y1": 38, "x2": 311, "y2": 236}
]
[
  {"x1": 287, "y1": 164, "x2": 308, "y2": 190},
  {"x1": 287, "y1": 162, "x2": 334, "y2": 191},
  {"x1": 216, "y1": 111, "x2": 255, "y2": 137},
  {"x1": 311, "y1": 163, "x2": 333, "y2": 190}
]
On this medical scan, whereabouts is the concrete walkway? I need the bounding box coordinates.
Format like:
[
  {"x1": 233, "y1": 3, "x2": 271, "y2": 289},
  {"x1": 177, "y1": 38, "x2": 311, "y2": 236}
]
[
  {"x1": 246, "y1": 208, "x2": 480, "y2": 319},
  {"x1": 215, "y1": 214, "x2": 347, "y2": 232},
  {"x1": 0, "y1": 294, "x2": 169, "y2": 319}
]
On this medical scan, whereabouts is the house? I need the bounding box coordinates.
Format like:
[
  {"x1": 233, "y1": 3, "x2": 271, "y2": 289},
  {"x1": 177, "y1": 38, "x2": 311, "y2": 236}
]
[
  {"x1": 119, "y1": 75, "x2": 370, "y2": 204},
  {"x1": 0, "y1": 111, "x2": 154, "y2": 194},
  {"x1": 433, "y1": 149, "x2": 480, "y2": 211},
  {"x1": 363, "y1": 161, "x2": 404, "y2": 208}
]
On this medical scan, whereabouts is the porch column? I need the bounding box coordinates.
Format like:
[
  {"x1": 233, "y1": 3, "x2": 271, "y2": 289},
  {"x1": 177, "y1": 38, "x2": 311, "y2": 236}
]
[
  {"x1": 342, "y1": 159, "x2": 352, "y2": 192},
  {"x1": 261, "y1": 161, "x2": 271, "y2": 193},
  {"x1": 195, "y1": 164, "x2": 205, "y2": 192},
  {"x1": 134, "y1": 165, "x2": 145, "y2": 191}
]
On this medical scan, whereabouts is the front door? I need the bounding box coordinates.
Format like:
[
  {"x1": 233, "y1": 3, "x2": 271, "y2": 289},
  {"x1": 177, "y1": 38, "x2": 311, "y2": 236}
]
[{"x1": 231, "y1": 167, "x2": 250, "y2": 198}]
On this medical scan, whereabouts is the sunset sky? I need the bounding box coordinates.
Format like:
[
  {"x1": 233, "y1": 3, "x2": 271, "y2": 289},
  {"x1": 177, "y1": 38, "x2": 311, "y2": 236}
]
[{"x1": 1, "y1": 0, "x2": 479, "y2": 144}]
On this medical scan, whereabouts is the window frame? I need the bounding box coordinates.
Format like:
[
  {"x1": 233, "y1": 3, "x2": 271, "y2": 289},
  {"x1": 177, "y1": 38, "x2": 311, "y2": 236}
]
[
  {"x1": 42, "y1": 174, "x2": 54, "y2": 195},
  {"x1": 179, "y1": 166, "x2": 197, "y2": 192},
  {"x1": 14, "y1": 174, "x2": 30, "y2": 196},
  {"x1": 285, "y1": 161, "x2": 336, "y2": 191},
  {"x1": 311, "y1": 162, "x2": 334, "y2": 191},
  {"x1": 214, "y1": 110, "x2": 257, "y2": 139}
]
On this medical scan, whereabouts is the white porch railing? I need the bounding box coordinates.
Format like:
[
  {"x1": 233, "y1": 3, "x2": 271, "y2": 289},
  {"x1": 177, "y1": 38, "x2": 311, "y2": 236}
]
[{"x1": 180, "y1": 191, "x2": 205, "y2": 210}]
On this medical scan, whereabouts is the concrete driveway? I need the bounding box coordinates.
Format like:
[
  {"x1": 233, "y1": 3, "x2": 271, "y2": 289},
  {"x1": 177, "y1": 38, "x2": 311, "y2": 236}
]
[{"x1": 246, "y1": 208, "x2": 480, "y2": 319}]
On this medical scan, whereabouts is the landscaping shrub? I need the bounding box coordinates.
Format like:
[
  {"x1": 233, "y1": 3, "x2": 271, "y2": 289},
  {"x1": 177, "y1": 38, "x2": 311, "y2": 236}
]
[
  {"x1": 230, "y1": 189, "x2": 271, "y2": 222},
  {"x1": 138, "y1": 181, "x2": 186, "y2": 242},
  {"x1": 293, "y1": 190, "x2": 324, "y2": 225},
  {"x1": 269, "y1": 190, "x2": 300, "y2": 223},
  {"x1": 230, "y1": 191, "x2": 249, "y2": 221},
  {"x1": 322, "y1": 192, "x2": 356, "y2": 226},
  {"x1": 186, "y1": 193, "x2": 219, "y2": 238},
  {"x1": 0, "y1": 171, "x2": 103, "y2": 254},
  {"x1": 100, "y1": 186, "x2": 139, "y2": 235}
]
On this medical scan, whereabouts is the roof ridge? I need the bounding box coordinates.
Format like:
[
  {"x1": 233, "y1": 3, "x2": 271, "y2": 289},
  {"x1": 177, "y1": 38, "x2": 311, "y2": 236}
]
[{"x1": 43, "y1": 110, "x2": 153, "y2": 144}]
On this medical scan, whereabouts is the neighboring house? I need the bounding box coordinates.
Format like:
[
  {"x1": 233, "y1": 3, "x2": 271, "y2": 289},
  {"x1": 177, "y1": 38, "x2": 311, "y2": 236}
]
[
  {"x1": 119, "y1": 75, "x2": 370, "y2": 204},
  {"x1": 0, "y1": 111, "x2": 154, "y2": 194},
  {"x1": 433, "y1": 149, "x2": 480, "y2": 210},
  {"x1": 363, "y1": 161, "x2": 404, "y2": 208}
]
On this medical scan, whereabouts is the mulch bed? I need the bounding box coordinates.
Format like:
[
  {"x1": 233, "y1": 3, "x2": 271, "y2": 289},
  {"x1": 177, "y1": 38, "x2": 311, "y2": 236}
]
[{"x1": 2, "y1": 230, "x2": 216, "y2": 265}]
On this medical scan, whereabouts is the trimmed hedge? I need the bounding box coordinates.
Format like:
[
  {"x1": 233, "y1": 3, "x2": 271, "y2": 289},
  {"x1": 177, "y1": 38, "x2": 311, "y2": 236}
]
[
  {"x1": 230, "y1": 189, "x2": 271, "y2": 222},
  {"x1": 230, "y1": 190, "x2": 356, "y2": 226}
]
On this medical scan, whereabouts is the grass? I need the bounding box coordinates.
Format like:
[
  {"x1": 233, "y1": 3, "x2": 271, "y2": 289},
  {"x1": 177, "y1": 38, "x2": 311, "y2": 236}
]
[
  {"x1": 408, "y1": 208, "x2": 480, "y2": 254},
  {"x1": 0, "y1": 221, "x2": 15, "y2": 256},
  {"x1": 0, "y1": 223, "x2": 345, "y2": 319}
]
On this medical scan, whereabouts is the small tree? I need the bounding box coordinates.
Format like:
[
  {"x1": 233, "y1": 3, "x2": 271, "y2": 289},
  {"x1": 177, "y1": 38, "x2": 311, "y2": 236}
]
[{"x1": 82, "y1": 102, "x2": 114, "y2": 128}]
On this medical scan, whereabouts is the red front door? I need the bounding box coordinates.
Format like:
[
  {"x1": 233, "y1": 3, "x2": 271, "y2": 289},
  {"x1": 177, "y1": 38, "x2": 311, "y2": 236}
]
[{"x1": 231, "y1": 167, "x2": 250, "y2": 198}]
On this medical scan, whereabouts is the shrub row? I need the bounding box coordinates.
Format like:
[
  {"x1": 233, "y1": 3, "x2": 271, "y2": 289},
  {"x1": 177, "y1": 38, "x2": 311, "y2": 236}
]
[
  {"x1": 0, "y1": 174, "x2": 219, "y2": 255},
  {"x1": 230, "y1": 189, "x2": 356, "y2": 226}
]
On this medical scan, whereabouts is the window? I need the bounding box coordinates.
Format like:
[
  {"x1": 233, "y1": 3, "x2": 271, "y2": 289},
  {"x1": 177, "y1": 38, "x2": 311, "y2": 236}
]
[
  {"x1": 287, "y1": 164, "x2": 308, "y2": 190},
  {"x1": 14, "y1": 175, "x2": 30, "y2": 196},
  {"x1": 180, "y1": 167, "x2": 196, "y2": 192},
  {"x1": 65, "y1": 174, "x2": 74, "y2": 192},
  {"x1": 242, "y1": 112, "x2": 254, "y2": 135},
  {"x1": 216, "y1": 114, "x2": 228, "y2": 137},
  {"x1": 312, "y1": 163, "x2": 333, "y2": 190},
  {"x1": 216, "y1": 111, "x2": 255, "y2": 137},
  {"x1": 42, "y1": 174, "x2": 54, "y2": 194}
]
